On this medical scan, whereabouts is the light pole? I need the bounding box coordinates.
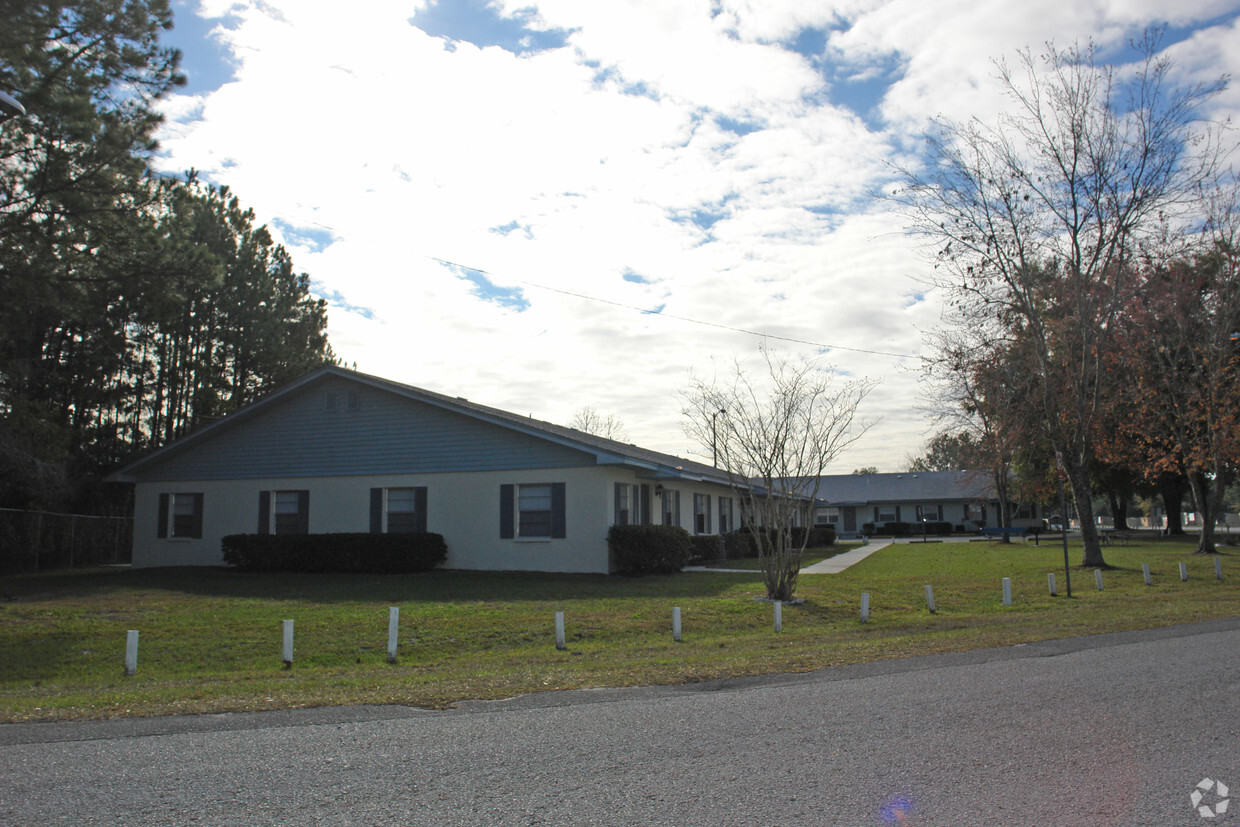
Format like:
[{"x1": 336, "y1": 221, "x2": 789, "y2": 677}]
[
  {"x1": 711, "y1": 408, "x2": 726, "y2": 467},
  {"x1": 1056, "y1": 451, "x2": 1073, "y2": 597}
]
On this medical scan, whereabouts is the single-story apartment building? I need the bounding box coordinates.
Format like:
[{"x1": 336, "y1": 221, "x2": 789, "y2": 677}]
[
  {"x1": 108, "y1": 366, "x2": 747, "y2": 573},
  {"x1": 791, "y1": 471, "x2": 1045, "y2": 537}
]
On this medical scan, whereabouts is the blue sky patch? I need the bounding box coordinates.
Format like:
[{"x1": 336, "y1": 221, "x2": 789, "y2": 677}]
[
  {"x1": 271, "y1": 218, "x2": 336, "y2": 253},
  {"x1": 166, "y1": 0, "x2": 240, "y2": 96},
  {"x1": 622, "y1": 270, "x2": 651, "y2": 284},
  {"x1": 786, "y1": 27, "x2": 828, "y2": 62},
  {"x1": 829, "y1": 54, "x2": 903, "y2": 130},
  {"x1": 669, "y1": 193, "x2": 737, "y2": 237},
  {"x1": 315, "y1": 286, "x2": 375, "y2": 320},
  {"x1": 715, "y1": 114, "x2": 763, "y2": 136},
  {"x1": 448, "y1": 262, "x2": 531, "y2": 311},
  {"x1": 410, "y1": 0, "x2": 574, "y2": 56},
  {"x1": 490, "y1": 219, "x2": 534, "y2": 239}
]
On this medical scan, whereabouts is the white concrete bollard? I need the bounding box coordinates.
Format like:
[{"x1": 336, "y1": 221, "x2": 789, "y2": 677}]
[
  {"x1": 554, "y1": 611, "x2": 566, "y2": 650},
  {"x1": 1216, "y1": 557, "x2": 1223, "y2": 580},
  {"x1": 1048, "y1": 573, "x2": 1057, "y2": 596},
  {"x1": 1094, "y1": 569, "x2": 1104, "y2": 590},
  {"x1": 924, "y1": 584, "x2": 936, "y2": 614},
  {"x1": 124, "y1": 630, "x2": 139, "y2": 676},
  {"x1": 1142, "y1": 563, "x2": 1151, "y2": 586},
  {"x1": 1002, "y1": 577, "x2": 1012, "y2": 606},
  {"x1": 1180, "y1": 562, "x2": 1189, "y2": 582},
  {"x1": 773, "y1": 601, "x2": 782, "y2": 632},
  {"x1": 672, "y1": 607, "x2": 682, "y2": 642},
  {"x1": 282, "y1": 619, "x2": 294, "y2": 665},
  {"x1": 860, "y1": 593, "x2": 870, "y2": 623},
  {"x1": 387, "y1": 607, "x2": 400, "y2": 664}
]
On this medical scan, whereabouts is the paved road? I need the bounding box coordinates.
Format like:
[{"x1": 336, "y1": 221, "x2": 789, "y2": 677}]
[{"x1": 3, "y1": 618, "x2": 1239, "y2": 826}]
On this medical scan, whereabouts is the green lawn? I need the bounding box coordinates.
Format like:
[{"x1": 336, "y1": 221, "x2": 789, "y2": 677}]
[{"x1": 1, "y1": 535, "x2": 1236, "y2": 722}]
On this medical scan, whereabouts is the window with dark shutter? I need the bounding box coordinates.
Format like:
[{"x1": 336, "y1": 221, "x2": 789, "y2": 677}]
[
  {"x1": 270, "y1": 490, "x2": 309, "y2": 535},
  {"x1": 161, "y1": 493, "x2": 203, "y2": 539},
  {"x1": 518, "y1": 484, "x2": 553, "y2": 537}
]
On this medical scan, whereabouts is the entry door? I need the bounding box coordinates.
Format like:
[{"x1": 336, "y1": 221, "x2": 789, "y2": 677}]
[{"x1": 843, "y1": 507, "x2": 857, "y2": 532}]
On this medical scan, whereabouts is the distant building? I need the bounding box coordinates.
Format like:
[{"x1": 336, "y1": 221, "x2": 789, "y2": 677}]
[{"x1": 786, "y1": 471, "x2": 1044, "y2": 537}]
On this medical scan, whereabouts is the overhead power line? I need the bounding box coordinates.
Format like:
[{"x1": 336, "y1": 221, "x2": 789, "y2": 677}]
[{"x1": 428, "y1": 256, "x2": 919, "y2": 360}]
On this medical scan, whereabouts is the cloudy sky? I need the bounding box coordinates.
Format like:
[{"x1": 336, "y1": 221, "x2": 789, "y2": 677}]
[{"x1": 154, "y1": 0, "x2": 1240, "y2": 471}]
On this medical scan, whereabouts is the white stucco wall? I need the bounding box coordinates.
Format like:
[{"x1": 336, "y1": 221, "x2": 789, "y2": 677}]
[{"x1": 132, "y1": 467, "x2": 746, "y2": 573}]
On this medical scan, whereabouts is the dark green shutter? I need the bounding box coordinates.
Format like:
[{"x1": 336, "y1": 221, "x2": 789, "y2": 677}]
[
  {"x1": 370, "y1": 488, "x2": 383, "y2": 533},
  {"x1": 415, "y1": 487, "x2": 428, "y2": 533},
  {"x1": 190, "y1": 493, "x2": 204, "y2": 539},
  {"x1": 157, "y1": 493, "x2": 169, "y2": 538},
  {"x1": 640, "y1": 484, "x2": 650, "y2": 525},
  {"x1": 500, "y1": 484, "x2": 514, "y2": 538},
  {"x1": 551, "y1": 483, "x2": 566, "y2": 539},
  {"x1": 297, "y1": 490, "x2": 310, "y2": 534},
  {"x1": 258, "y1": 491, "x2": 270, "y2": 534}
]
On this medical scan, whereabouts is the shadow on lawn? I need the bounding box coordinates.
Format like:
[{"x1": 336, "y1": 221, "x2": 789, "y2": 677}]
[{"x1": 0, "y1": 565, "x2": 760, "y2": 604}]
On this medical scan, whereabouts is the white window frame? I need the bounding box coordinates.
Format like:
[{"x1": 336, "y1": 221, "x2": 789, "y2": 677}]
[
  {"x1": 661, "y1": 489, "x2": 679, "y2": 527},
  {"x1": 718, "y1": 496, "x2": 734, "y2": 533},
  {"x1": 693, "y1": 493, "x2": 712, "y2": 535},
  {"x1": 167, "y1": 493, "x2": 202, "y2": 539},
  {"x1": 517, "y1": 483, "x2": 554, "y2": 539},
  {"x1": 615, "y1": 483, "x2": 640, "y2": 526},
  {"x1": 385, "y1": 487, "x2": 419, "y2": 533},
  {"x1": 273, "y1": 490, "x2": 305, "y2": 535}
]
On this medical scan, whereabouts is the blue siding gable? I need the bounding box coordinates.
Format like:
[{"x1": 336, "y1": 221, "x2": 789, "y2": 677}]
[{"x1": 133, "y1": 376, "x2": 597, "y2": 482}]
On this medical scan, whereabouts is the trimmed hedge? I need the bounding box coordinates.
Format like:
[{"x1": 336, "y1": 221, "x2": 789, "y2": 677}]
[
  {"x1": 724, "y1": 530, "x2": 759, "y2": 560},
  {"x1": 221, "y1": 532, "x2": 448, "y2": 573},
  {"x1": 688, "y1": 534, "x2": 724, "y2": 564},
  {"x1": 920, "y1": 521, "x2": 954, "y2": 536},
  {"x1": 794, "y1": 526, "x2": 837, "y2": 548},
  {"x1": 608, "y1": 524, "x2": 692, "y2": 575},
  {"x1": 862, "y1": 521, "x2": 955, "y2": 537}
]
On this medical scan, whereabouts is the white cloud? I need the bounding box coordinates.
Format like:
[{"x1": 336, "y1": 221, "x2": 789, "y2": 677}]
[{"x1": 156, "y1": 0, "x2": 1240, "y2": 472}]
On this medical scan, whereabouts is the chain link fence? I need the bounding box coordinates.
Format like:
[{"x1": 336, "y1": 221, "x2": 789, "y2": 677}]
[{"x1": 0, "y1": 508, "x2": 132, "y2": 573}]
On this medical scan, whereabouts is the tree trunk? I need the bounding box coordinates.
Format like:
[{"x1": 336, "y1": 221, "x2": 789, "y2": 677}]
[
  {"x1": 1068, "y1": 465, "x2": 1108, "y2": 567},
  {"x1": 995, "y1": 469, "x2": 1012, "y2": 544},
  {"x1": 1107, "y1": 490, "x2": 1131, "y2": 531},
  {"x1": 1188, "y1": 472, "x2": 1221, "y2": 555},
  {"x1": 1159, "y1": 475, "x2": 1187, "y2": 536}
]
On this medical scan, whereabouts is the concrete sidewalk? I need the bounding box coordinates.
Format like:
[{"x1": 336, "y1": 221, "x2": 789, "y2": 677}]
[
  {"x1": 798, "y1": 540, "x2": 892, "y2": 573},
  {"x1": 685, "y1": 540, "x2": 893, "y2": 575}
]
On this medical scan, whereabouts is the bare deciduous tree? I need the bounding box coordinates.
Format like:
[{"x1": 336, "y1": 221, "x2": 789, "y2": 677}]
[
  {"x1": 683, "y1": 346, "x2": 876, "y2": 601},
  {"x1": 568, "y1": 406, "x2": 629, "y2": 442},
  {"x1": 896, "y1": 33, "x2": 1228, "y2": 567}
]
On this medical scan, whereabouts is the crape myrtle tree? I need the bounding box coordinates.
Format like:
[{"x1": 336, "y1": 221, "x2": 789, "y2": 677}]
[
  {"x1": 683, "y1": 346, "x2": 876, "y2": 602},
  {"x1": 896, "y1": 34, "x2": 1228, "y2": 568}
]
